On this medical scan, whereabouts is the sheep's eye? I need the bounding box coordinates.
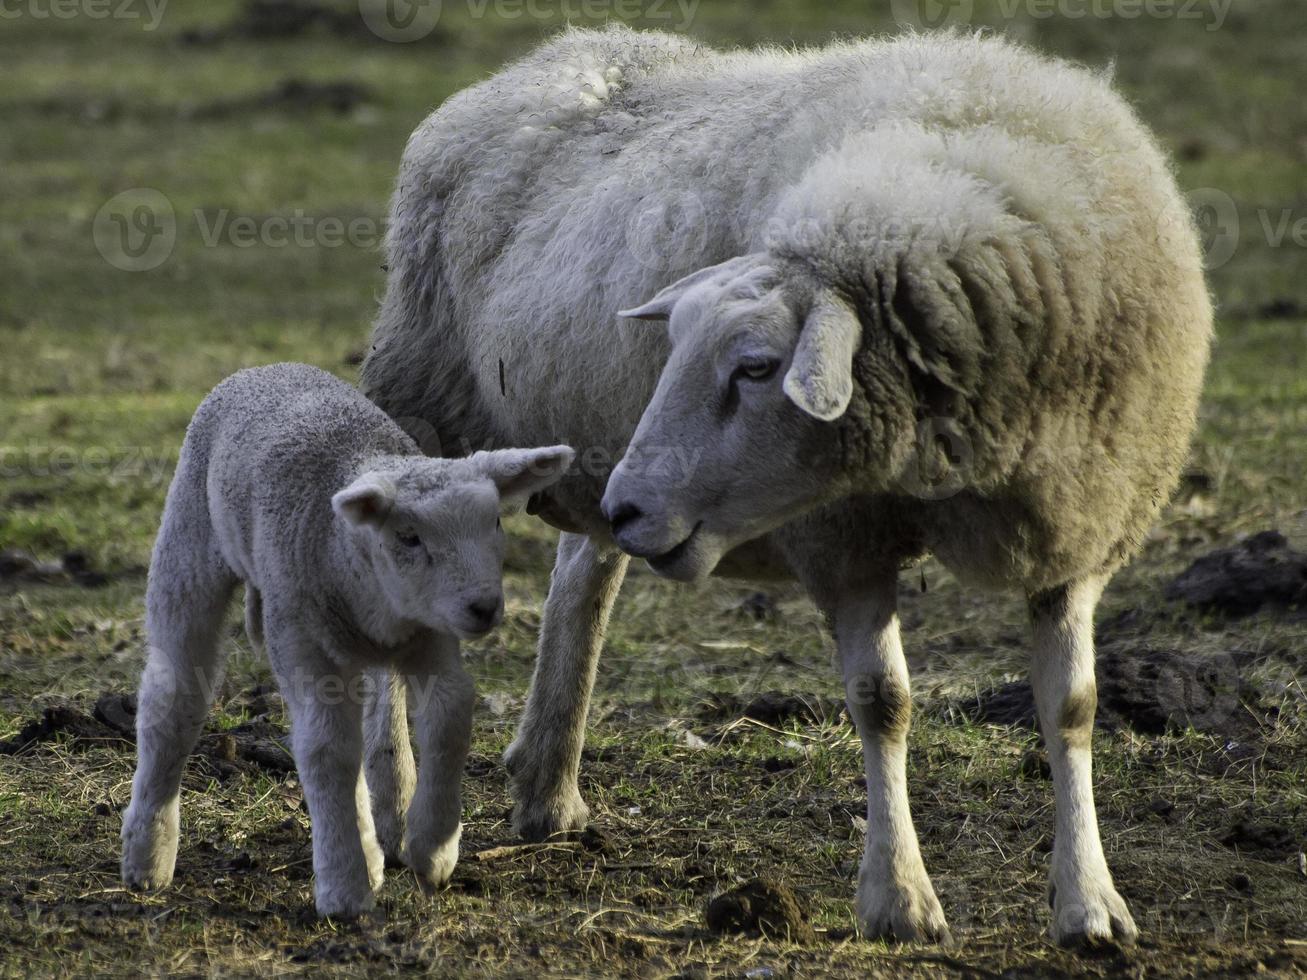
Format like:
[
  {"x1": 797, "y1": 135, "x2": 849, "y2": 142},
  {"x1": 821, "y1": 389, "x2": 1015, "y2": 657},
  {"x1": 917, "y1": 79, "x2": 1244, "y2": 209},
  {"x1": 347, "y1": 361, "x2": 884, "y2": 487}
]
[
  {"x1": 736, "y1": 357, "x2": 780, "y2": 382},
  {"x1": 397, "y1": 532, "x2": 422, "y2": 549}
]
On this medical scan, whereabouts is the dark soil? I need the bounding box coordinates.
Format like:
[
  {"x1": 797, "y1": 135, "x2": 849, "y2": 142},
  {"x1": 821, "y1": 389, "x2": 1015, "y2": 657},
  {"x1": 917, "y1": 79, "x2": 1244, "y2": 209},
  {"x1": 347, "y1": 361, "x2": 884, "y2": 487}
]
[
  {"x1": 699, "y1": 691, "x2": 846, "y2": 728},
  {"x1": 705, "y1": 878, "x2": 816, "y2": 943},
  {"x1": 0, "y1": 693, "x2": 294, "y2": 777},
  {"x1": 956, "y1": 644, "x2": 1247, "y2": 737},
  {"x1": 1164, "y1": 531, "x2": 1307, "y2": 616},
  {"x1": 0, "y1": 549, "x2": 111, "y2": 588}
]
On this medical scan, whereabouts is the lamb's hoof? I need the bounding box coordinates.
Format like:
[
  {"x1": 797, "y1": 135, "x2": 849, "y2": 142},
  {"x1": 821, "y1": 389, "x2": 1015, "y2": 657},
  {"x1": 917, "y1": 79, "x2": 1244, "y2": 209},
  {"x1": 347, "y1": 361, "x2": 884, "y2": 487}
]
[
  {"x1": 314, "y1": 884, "x2": 378, "y2": 920},
  {"x1": 1048, "y1": 878, "x2": 1138, "y2": 948},
  {"x1": 120, "y1": 812, "x2": 178, "y2": 892},
  {"x1": 121, "y1": 864, "x2": 174, "y2": 893},
  {"x1": 856, "y1": 875, "x2": 951, "y2": 944},
  {"x1": 503, "y1": 742, "x2": 590, "y2": 842},
  {"x1": 407, "y1": 824, "x2": 460, "y2": 895}
]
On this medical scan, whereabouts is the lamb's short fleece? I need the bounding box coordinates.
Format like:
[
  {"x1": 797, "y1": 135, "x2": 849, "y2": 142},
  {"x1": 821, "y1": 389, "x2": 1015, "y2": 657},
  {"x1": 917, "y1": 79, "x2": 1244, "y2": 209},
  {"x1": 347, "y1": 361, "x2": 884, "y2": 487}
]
[{"x1": 120, "y1": 363, "x2": 572, "y2": 917}]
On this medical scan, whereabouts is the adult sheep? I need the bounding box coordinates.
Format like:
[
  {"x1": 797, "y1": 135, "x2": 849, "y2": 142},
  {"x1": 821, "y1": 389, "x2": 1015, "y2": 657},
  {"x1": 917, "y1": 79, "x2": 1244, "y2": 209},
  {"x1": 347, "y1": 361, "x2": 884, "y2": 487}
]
[{"x1": 361, "y1": 27, "x2": 1211, "y2": 946}]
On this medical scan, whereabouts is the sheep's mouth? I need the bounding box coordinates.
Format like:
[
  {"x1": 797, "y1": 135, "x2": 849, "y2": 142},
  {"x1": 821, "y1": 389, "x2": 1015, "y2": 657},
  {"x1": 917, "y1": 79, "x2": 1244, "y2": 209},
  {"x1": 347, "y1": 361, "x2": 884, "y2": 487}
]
[{"x1": 646, "y1": 522, "x2": 705, "y2": 578}]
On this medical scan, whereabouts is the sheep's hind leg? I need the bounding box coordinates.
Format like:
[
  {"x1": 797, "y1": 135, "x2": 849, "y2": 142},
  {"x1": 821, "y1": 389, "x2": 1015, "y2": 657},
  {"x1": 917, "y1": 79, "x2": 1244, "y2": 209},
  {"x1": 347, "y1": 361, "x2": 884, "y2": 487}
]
[
  {"x1": 403, "y1": 633, "x2": 474, "y2": 891},
  {"x1": 504, "y1": 532, "x2": 629, "y2": 840},
  {"x1": 1030, "y1": 578, "x2": 1137, "y2": 948},
  {"x1": 364, "y1": 666, "x2": 416, "y2": 865},
  {"x1": 273, "y1": 634, "x2": 382, "y2": 918},
  {"x1": 122, "y1": 543, "x2": 236, "y2": 892},
  {"x1": 821, "y1": 569, "x2": 948, "y2": 943}
]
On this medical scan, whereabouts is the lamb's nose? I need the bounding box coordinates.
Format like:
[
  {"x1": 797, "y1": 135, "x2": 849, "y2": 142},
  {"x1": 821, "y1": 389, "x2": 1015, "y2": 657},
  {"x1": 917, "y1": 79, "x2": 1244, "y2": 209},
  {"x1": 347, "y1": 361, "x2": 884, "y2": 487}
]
[
  {"x1": 465, "y1": 599, "x2": 501, "y2": 631},
  {"x1": 604, "y1": 500, "x2": 643, "y2": 534}
]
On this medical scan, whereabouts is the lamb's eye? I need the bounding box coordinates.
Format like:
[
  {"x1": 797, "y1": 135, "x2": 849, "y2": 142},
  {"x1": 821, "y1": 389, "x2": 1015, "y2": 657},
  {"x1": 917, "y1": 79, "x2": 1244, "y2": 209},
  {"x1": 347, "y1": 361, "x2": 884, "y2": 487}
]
[
  {"x1": 397, "y1": 532, "x2": 422, "y2": 549},
  {"x1": 736, "y1": 357, "x2": 780, "y2": 382}
]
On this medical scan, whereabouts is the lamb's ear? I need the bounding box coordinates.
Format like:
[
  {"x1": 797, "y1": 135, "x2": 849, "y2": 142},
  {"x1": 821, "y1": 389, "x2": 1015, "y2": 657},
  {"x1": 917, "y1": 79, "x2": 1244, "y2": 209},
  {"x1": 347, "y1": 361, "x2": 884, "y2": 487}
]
[
  {"x1": 332, "y1": 474, "x2": 396, "y2": 527},
  {"x1": 618, "y1": 254, "x2": 765, "y2": 321},
  {"x1": 782, "y1": 292, "x2": 862, "y2": 421},
  {"x1": 477, "y1": 445, "x2": 575, "y2": 506}
]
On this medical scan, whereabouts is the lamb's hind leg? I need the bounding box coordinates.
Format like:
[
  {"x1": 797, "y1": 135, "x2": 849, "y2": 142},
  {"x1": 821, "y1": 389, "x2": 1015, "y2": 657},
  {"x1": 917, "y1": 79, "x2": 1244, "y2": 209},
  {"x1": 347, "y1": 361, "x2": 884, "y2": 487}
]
[
  {"x1": 827, "y1": 571, "x2": 949, "y2": 943},
  {"x1": 503, "y1": 532, "x2": 628, "y2": 840},
  {"x1": 1030, "y1": 578, "x2": 1137, "y2": 947},
  {"x1": 364, "y1": 666, "x2": 416, "y2": 865},
  {"x1": 122, "y1": 537, "x2": 236, "y2": 891}
]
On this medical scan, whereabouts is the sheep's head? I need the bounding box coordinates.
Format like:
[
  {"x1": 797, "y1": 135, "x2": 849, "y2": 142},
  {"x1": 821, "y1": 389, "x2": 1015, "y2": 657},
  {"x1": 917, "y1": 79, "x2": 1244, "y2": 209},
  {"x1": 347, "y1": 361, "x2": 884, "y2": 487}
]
[
  {"x1": 602, "y1": 254, "x2": 859, "y2": 582},
  {"x1": 333, "y1": 446, "x2": 573, "y2": 638}
]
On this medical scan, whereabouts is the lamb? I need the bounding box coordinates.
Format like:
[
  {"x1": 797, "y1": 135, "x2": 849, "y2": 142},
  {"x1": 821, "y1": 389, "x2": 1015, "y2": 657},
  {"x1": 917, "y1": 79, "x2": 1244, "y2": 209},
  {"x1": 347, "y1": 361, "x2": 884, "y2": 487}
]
[
  {"x1": 120, "y1": 363, "x2": 573, "y2": 917},
  {"x1": 360, "y1": 28, "x2": 1212, "y2": 945}
]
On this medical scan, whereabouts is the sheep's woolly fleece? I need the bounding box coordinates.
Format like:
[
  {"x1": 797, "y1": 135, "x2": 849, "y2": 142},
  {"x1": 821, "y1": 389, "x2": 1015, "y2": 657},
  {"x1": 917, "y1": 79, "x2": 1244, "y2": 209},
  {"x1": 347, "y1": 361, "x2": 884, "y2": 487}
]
[{"x1": 363, "y1": 27, "x2": 1211, "y2": 589}]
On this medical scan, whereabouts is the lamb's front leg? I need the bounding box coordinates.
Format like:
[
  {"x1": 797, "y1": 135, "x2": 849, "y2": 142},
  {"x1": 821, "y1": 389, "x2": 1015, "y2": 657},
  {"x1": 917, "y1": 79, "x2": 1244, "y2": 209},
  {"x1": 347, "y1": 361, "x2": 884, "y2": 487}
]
[
  {"x1": 275, "y1": 641, "x2": 383, "y2": 918},
  {"x1": 404, "y1": 633, "x2": 475, "y2": 891},
  {"x1": 832, "y1": 574, "x2": 948, "y2": 943},
  {"x1": 1030, "y1": 579, "x2": 1137, "y2": 948}
]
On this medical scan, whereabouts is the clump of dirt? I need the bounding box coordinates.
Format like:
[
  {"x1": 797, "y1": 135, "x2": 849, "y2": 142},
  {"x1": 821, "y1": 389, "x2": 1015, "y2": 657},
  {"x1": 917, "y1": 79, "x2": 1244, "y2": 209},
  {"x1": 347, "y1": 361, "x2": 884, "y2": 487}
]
[
  {"x1": 0, "y1": 704, "x2": 128, "y2": 753},
  {"x1": 0, "y1": 692, "x2": 295, "y2": 776},
  {"x1": 704, "y1": 878, "x2": 815, "y2": 943},
  {"x1": 1222, "y1": 817, "x2": 1301, "y2": 858},
  {"x1": 1165, "y1": 531, "x2": 1307, "y2": 616},
  {"x1": 699, "y1": 691, "x2": 844, "y2": 728},
  {"x1": 0, "y1": 549, "x2": 110, "y2": 588},
  {"x1": 957, "y1": 644, "x2": 1245, "y2": 736},
  {"x1": 193, "y1": 79, "x2": 374, "y2": 119}
]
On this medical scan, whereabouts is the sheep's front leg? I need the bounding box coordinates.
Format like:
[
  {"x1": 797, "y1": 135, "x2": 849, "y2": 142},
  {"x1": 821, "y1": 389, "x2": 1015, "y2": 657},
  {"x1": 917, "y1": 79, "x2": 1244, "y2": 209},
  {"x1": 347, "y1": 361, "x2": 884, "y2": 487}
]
[
  {"x1": 503, "y1": 532, "x2": 629, "y2": 840},
  {"x1": 1030, "y1": 579, "x2": 1137, "y2": 947},
  {"x1": 833, "y1": 574, "x2": 948, "y2": 943},
  {"x1": 364, "y1": 666, "x2": 416, "y2": 865},
  {"x1": 275, "y1": 641, "x2": 383, "y2": 918},
  {"x1": 403, "y1": 633, "x2": 474, "y2": 891}
]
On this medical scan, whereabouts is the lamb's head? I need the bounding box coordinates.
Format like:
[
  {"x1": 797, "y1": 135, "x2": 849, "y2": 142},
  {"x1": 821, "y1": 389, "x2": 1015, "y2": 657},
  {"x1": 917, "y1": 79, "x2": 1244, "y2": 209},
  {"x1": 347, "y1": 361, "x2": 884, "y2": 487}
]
[
  {"x1": 602, "y1": 254, "x2": 859, "y2": 582},
  {"x1": 332, "y1": 446, "x2": 573, "y2": 638}
]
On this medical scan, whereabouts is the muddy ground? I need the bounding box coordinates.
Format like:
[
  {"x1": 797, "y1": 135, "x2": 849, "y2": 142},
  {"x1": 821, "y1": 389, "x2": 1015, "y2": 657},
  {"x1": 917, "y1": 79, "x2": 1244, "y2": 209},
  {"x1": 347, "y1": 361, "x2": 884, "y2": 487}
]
[{"x1": 2, "y1": 0, "x2": 1307, "y2": 976}]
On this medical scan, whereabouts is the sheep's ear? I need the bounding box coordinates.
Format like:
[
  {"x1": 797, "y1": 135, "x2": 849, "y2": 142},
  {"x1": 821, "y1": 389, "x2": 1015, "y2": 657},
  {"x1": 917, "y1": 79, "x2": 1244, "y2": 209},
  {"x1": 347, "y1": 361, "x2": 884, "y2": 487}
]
[
  {"x1": 332, "y1": 474, "x2": 396, "y2": 527},
  {"x1": 477, "y1": 445, "x2": 575, "y2": 507},
  {"x1": 782, "y1": 292, "x2": 862, "y2": 421},
  {"x1": 618, "y1": 254, "x2": 765, "y2": 321}
]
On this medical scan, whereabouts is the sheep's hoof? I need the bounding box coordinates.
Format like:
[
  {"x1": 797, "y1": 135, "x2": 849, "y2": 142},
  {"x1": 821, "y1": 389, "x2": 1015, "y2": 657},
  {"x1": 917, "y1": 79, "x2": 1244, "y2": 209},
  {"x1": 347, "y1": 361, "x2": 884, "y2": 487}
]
[
  {"x1": 1048, "y1": 879, "x2": 1137, "y2": 949},
  {"x1": 856, "y1": 875, "x2": 951, "y2": 944},
  {"x1": 509, "y1": 787, "x2": 590, "y2": 842},
  {"x1": 503, "y1": 742, "x2": 590, "y2": 841}
]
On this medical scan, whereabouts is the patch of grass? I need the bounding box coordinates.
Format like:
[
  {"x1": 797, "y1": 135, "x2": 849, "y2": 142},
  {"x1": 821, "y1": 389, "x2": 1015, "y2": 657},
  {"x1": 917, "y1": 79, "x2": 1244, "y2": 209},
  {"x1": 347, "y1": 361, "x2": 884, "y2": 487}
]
[{"x1": 2, "y1": 0, "x2": 1306, "y2": 976}]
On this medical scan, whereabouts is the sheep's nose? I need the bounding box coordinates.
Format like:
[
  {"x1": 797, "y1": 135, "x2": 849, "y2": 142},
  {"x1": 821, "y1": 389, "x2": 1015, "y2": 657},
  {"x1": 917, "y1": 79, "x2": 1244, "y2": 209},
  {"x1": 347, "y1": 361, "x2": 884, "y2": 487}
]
[
  {"x1": 603, "y1": 499, "x2": 643, "y2": 535},
  {"x1": 465, "y1": 598, "x2": 502, "y2": 632}
]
